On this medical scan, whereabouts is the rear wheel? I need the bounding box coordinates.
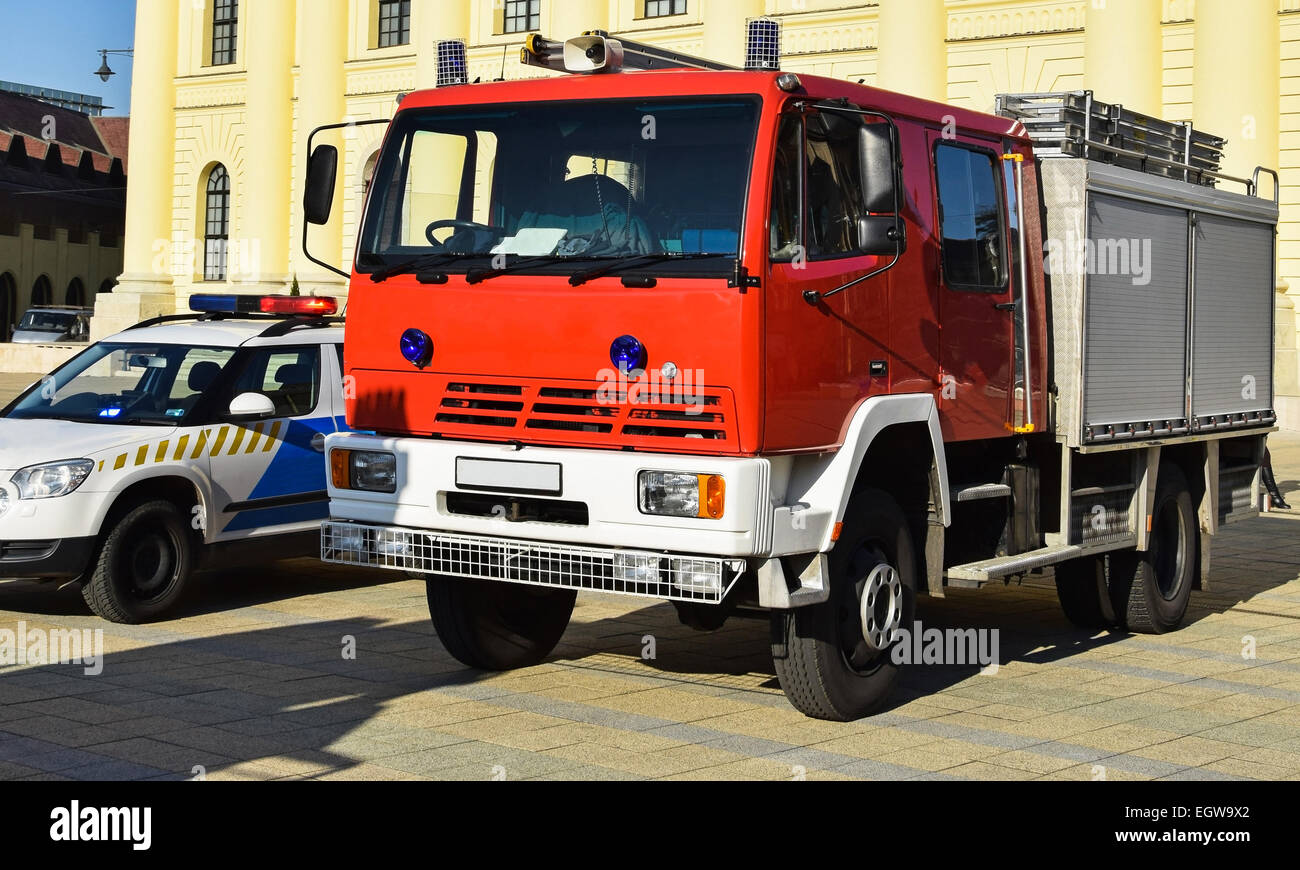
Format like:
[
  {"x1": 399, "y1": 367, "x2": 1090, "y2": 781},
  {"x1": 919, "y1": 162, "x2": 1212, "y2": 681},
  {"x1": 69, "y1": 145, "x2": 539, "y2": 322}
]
[
  {"x1": 81, "y1": 499, "x2": 195, "y2": 624},
  {"x1": 771, "y1": 488, "x2": 916, "y2": 721},
  {"x1": 1054, "y1": 555, "x2": 1117, "y2": 629},
  {"x1": 426, "y1": 577, "x2": 575, "y2": 670},
  {"x1": 1108, "y1": 464, "x2": 1197, "y2": 633}
]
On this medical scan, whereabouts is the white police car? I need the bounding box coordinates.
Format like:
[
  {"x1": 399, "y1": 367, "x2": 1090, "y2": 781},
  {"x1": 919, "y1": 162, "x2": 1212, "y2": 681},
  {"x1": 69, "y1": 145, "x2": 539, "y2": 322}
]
[{"x1": 0, "y1": 294, "x2": 348, "y2": 623}]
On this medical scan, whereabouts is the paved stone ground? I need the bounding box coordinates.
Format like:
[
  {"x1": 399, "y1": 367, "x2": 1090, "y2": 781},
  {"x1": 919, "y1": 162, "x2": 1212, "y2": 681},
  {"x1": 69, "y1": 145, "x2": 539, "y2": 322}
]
[{"x1": 2, "y1": 368, "x2": 1300, "y2": 780}]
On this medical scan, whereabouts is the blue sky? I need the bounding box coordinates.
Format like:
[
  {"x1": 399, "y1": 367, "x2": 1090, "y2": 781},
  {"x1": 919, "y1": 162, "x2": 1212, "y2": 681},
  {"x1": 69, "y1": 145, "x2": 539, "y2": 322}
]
[{"x1": 0, "y1": 0, "x2": 136, "y2": 115}]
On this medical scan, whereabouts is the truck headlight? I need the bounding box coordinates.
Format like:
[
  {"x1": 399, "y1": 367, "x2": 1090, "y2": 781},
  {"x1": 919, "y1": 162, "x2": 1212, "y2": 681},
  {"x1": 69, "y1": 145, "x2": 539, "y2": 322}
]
[
  {"x1": 330, "y1": 449, "x2": 396, "y2": 493},
  {"x1": 10, "y1": 459, "x2": 94, "y2": 499},
  {"x1": 638, "y1": 471, "x2": 725, "y2": 519}
]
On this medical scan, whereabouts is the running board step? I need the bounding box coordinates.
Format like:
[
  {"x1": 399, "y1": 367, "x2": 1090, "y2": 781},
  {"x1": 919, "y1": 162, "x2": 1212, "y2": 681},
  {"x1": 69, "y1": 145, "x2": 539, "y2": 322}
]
[
  {"x1": 951, "y1": 483, "x2": 1013, "y2": 502},
  {"x1": 945, "y1": 536, "x2": 1137, "y2": 583}
]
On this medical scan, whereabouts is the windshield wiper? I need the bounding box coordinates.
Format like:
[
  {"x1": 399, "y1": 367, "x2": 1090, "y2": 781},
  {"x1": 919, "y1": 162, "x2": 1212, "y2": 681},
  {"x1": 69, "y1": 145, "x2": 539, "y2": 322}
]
[
  {"x1": 369, "y1": 252, "x2": 485, "y2": 283},
  {"x1": 464, "y1": 254, "x2": 616, "y2": 285},
  {"x1": 568, "y1": 252, "x2": 731, "y2": 287}
]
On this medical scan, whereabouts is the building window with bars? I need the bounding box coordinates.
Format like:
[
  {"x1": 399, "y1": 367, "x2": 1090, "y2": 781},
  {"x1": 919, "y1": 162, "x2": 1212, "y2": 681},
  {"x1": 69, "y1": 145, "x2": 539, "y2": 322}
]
[
  {"x1": 645, "y1": 0, "x2": 686, "y2": 17},
  {"x1": 204, "y1": 165, "x2": 230, "y2": 282},
  {"x1": 503, "y1": 0, "x2": 540, "y2": 34},
  {"x1": 378, "y1": 0, "x2": 410, "y2": 48},
  {"x1": 212, "y1": 0, "x2": 238, "y2": 66}
]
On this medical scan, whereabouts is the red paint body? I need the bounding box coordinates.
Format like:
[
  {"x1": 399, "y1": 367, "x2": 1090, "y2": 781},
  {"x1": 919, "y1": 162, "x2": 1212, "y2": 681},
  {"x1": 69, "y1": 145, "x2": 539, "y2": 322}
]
[{"x1": 344, "y1": 70, "x2": 1049, "y2": 455}]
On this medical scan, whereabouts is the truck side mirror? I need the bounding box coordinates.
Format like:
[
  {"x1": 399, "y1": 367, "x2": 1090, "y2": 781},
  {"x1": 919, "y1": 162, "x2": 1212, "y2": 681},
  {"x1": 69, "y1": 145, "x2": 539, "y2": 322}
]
[
  {"x1": 304, "y1": 144, "x2": 339, "y2": 226},
  {"x1": 858, "y1": 123, "x2": 905, "y2": 257}
]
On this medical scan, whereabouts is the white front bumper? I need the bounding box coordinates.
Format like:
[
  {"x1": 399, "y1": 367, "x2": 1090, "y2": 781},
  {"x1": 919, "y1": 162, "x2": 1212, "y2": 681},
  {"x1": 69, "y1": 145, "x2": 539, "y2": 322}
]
[{"x1": 323, "y1": 433, "x2": 775, "y2": 558}]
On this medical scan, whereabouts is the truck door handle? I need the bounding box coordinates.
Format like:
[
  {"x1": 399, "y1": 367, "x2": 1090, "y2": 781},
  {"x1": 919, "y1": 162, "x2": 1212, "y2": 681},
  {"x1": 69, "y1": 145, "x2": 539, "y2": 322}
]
[
  {"x1": 994, "y1": 301, "x2": 1018, "y2": 311},
  {"x1": 311, "y1": 433, "x2": 326, "y2": 452}
]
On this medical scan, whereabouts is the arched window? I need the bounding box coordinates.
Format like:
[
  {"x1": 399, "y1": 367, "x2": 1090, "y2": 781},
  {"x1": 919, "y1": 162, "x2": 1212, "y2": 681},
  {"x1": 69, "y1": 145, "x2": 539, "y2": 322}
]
[
  {"x1": 66, "y1": 277, "x2": 86, "y2": 307},
  {"x1": 31, "y1": 275, "x2": 52, "y2": 306},
  {"x1": 204, "y1": 164, "x2": 230, "y2": 281},
  {"x1": 0, "y1": 272, "x2": 16, "y2": 341},
  {"x1": 98, "y1": 278, "x2": 117, "y2": 294}
]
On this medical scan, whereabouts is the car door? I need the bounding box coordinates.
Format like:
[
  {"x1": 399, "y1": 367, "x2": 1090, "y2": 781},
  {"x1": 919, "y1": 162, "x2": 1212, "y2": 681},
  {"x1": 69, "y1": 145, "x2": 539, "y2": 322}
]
[
  {"x1": 928, "y1": 131, "x2": 1017, "y2": 441},
  {"x1": 206, "y1": 343, "x2": 338, "y2": 540}
]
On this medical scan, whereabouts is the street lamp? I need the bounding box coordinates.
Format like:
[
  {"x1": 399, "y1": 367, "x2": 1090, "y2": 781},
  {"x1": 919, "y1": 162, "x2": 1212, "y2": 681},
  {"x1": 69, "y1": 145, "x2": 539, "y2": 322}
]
[{"x1": 94, "y1": 49, "x2": 134, "y2": 83}]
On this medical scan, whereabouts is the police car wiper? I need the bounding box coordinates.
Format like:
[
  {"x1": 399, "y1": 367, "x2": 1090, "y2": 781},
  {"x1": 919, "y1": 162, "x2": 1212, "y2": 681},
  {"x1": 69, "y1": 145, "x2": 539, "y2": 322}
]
[
  {"x1": 567, "y1": 252, "x2": 730, "y2": 287},
  {"x1": 369, "y1": 252, "x2": 485, "y2": 283}
]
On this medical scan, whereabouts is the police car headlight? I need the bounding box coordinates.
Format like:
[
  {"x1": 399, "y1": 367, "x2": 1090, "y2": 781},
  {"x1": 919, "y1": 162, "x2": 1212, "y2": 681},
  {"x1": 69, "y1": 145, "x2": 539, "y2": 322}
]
[
  {"x1": 331, "y1": 449, "x2": 396, "y2": 493},
  {"x1": 11, "y1": 460, "x2": 94, "y2": 499}
]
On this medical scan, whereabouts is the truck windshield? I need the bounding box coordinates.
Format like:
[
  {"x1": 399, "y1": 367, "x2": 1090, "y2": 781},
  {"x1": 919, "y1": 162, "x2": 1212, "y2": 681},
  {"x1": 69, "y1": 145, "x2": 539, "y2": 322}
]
[
  {"x1": 7, "y1": 342, "x2": 236, "y2": 425},
  {"x1": 358, "y1": 97, "x2": 760, "y2": 276}
]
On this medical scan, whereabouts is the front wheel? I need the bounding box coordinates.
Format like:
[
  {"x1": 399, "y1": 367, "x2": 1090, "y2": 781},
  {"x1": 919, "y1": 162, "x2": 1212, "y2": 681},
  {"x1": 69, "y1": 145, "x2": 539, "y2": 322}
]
[
  {"x1": 771, "y1": 488, "x2": 916, "y2": 721},
  {"x1": 81, "y1": 499, "x2": 195, "y2": 624},
  {"x1": 426, "y1": 577, "x2": 575, "y2": 670}
]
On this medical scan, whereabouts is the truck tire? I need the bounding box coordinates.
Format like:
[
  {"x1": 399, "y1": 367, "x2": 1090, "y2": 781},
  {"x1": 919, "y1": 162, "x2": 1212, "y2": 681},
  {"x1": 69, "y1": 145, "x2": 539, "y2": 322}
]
[
  {"x1": 770, "y1": 488, "x2": 915, "y2": 721},
  {"x1": 426, "y1": 577, "x2": 575, "y2": 670},
  {"x1": 1108, "y1": 464, "x2": 1197, "y2": 633},
  {"x1": 1054, "y1": 555, "x2": 1117, "y2": 629},
  {"x1": 81, "y1": 499, "x2": 195, "y2": 624}
]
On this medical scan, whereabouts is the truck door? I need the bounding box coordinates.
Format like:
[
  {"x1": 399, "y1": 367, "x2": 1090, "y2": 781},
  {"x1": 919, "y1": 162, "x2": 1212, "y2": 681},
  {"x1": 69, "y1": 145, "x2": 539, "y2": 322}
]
[
  {"x1": 928, "y1": 132, "x2": 1016, "y2": 440},
  {"x1": 764, "y1": 108, "x2": 892, "y2": 449},
  {"x1": 206, "y1": 343, "x2": 337, "y2": 540}
]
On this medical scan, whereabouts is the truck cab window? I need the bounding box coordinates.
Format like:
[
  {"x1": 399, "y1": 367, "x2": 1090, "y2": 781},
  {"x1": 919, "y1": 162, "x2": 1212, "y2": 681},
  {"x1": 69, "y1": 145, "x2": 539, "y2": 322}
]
[
  {"x1": 804, "y1": 112, "x2": 865, "y2": 259},
  {"x1": 770, "y1": 115, "x2": 803, "y2": 260},
  {"x1": 935, "y1": 143, "x2": 1007, "y2": 291}
]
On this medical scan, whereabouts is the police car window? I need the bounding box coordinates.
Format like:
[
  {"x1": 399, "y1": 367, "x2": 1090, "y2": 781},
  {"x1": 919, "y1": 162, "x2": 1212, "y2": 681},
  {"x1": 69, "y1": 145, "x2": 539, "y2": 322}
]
[
  {"x1": 225, "y1": 346, "x2": 321, "y2": 418},
  {"x1": 6, "y1": 343, "x2": 236, "y2": 425}
]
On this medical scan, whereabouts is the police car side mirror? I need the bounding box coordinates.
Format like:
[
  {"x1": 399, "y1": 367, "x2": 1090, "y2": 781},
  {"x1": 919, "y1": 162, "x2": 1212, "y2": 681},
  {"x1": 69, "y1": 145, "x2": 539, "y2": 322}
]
[{"x1": 228, "y1": 392, "x2": 276, "y2": 420}]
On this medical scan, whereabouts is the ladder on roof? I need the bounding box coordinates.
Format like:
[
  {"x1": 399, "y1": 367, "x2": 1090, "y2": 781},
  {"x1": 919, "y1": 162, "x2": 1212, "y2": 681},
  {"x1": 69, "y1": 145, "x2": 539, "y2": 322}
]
[
  {"x1": 520, "y1": 30, "x2": 738, "y2": 74},
  {"x1": 993, "y1": 90, "x2": 1256, "y2": 192}
]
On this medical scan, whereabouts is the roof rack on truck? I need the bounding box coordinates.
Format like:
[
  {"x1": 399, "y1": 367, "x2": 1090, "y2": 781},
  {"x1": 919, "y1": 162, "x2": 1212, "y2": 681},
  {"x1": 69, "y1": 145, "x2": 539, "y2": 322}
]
[{"x1": 995, "y1": 90, "x2": 1274, "y2": 198}]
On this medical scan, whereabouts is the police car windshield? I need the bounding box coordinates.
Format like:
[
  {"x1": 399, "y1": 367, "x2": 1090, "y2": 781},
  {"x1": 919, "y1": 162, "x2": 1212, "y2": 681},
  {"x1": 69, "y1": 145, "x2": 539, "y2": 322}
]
[
  {"x1": 7, "y1": 342, "x2": 236, "y2": 425},
  {"x1": 358, "y1": 97, "x2": 759, "y2": 275}
]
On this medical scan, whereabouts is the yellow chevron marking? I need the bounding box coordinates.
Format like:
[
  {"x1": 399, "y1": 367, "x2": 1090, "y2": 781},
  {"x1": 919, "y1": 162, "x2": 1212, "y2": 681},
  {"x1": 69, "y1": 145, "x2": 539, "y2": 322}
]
[
  {"x1": 245, "y1": 422, "x2": 264, "y2": 453},
  {"x1": 263, "y1": 420, "x2": 282, "y2": 451},
  {"x1": 134, "y1": 445, "x2": 148, "y2": 466},
  {"x1": 173, "y1": 434, "x2": 190, "y2": 461},
  {"x1": 227, "y1": 427, "x2": 247, "y2": 455},
  {"x1": 98, "y1": 460, "x2": 104, "y2": 472},
  {"x1": 113, "y1": 453, "x2": 126, "y2": 470},
  {"x1": 154, "y1": 440, "x2": 169, "y2": 463},
  {"x1": 191, "y1": 429, "x2": 210, "y2": 459},
  {"x1": 209, "y1": 426, "x2": 229, "y2": 457}
]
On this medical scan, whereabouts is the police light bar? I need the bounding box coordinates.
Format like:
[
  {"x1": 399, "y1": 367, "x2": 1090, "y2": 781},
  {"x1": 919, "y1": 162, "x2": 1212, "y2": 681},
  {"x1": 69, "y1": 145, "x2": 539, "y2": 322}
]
[{"x1": 189, "y1": 294, "x2": 338, "y2": 316}]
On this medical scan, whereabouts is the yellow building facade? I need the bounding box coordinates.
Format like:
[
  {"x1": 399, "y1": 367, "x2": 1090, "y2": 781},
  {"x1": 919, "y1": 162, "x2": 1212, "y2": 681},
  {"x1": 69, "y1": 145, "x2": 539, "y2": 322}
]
[{"x1": 111, "y1": 0, "x2": 1300, "y2": 424}]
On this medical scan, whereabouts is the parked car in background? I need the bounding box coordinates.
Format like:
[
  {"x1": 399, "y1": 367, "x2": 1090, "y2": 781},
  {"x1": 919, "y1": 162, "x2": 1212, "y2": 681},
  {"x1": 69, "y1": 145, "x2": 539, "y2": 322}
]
[
  {"x1": 10, "y1": 306, "x2": 94, "y2": 344},
  {"x1": 0, "y1": 294, "x2": 346, "y2": 623}
]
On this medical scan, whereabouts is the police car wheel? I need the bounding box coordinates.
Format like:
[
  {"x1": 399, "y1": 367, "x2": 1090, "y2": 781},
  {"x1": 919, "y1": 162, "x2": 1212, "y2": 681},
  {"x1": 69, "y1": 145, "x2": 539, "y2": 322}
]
[
  {"x1": 771, "y1": 487, "x2": 916, "y2": 721},
  {"x1": 426, "y1": 577, "x2": 575, "y2": 670},
  {"x1": 82, "y1": 499, "x2": 195, "y2": 624}
]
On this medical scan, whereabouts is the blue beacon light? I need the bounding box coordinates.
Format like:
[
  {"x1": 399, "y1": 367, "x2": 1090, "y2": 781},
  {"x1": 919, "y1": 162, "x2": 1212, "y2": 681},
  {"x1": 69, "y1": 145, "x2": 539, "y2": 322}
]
[
  {"x1": 610, "y1": 335, "x2": 646, "y2": 372},
  {"x1": 400, "y1": 328, "x2": 433, "y2": 368}
]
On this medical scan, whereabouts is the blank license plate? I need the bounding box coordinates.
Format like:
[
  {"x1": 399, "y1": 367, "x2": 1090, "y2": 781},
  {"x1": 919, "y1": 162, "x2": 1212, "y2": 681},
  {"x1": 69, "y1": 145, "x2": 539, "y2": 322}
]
[{"x1": 455, "y1": 458, "x2": 562, "y2": 496}]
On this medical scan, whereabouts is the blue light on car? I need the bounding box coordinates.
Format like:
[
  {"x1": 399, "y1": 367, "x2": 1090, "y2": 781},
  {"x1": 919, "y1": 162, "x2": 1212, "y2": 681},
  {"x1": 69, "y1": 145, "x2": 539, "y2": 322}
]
[
  {"x1": 188, "y1": 294, "x2": 243, "y2": 313},
  {"x1": 399, "y1": 328, "x2": 433, "y2": 368},
  {"x1": 98, "y1": 407, "x2": 123, "y2": 418},
  {"x1": 610, "y1": 335, "x2": 646, "y2": 372}
]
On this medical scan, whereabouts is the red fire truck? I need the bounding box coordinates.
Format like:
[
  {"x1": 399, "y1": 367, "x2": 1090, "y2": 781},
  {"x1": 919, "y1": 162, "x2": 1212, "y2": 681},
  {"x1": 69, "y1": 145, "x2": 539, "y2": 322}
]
[{"x1": 304, "y1": 27, "x2": 1279, "y2": 720}]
